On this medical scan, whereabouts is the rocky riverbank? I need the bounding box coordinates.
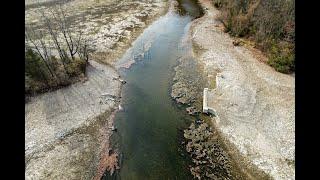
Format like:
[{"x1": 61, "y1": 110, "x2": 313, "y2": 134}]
[
  {"x1": 25, "y1": 0, "x2": 168, "y2": 179},
  {"x1": 171, "y1": 0, "x2": 294, "y2": 179},
  {"x1": 170, "y1": 28, "x2": 266, "y2": 179},
  {"x1": 170, "y1": 3, "x2": 245, "y2": 179},
  {"x1": 184, "y1": 122, "x2": 234, "y2": 179},
  {"x1": 170, "y1": 23, "x2": 206, "y2": 112},
  {"x1": 185, "y1": 0, "x2": 295, "y2": 179},
  {"x1": 169, "y1": 13, "x2": 247, "y2": 180}
]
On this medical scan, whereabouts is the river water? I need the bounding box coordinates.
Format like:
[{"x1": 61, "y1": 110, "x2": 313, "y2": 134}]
[{"x1": 105, "y1": 0, "x2": 203, "y2": 179}]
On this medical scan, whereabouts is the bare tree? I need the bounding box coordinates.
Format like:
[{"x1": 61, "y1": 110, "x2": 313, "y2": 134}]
[
  {"x1": 50, "y1": 5, "x2": 86, "y2": 61},
  {"x1": 25, "y1": 3, "x2": 91, "y2": 83},
  {"x1": 25, "y1": 25, "x2": 56, "y2": 79},
  {"x1": 77, "y1": 38, "x2": 90, "y2": 63},
  {"x1": 39, "y1": 8, "x2": 71, "y2": 76},
  {"x1": 50, "y1": 6, "x2": 72, "y2": 60}
]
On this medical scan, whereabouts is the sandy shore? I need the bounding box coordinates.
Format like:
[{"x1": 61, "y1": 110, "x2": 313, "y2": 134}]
[
  {"x1": 25, "y1": 0, "x2": 168, "y2": 179},
  {"x1": 189, "y1": 0, "x2": 295, "y2": 179}
]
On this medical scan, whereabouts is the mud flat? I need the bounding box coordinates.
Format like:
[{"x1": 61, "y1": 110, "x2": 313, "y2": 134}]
[
  {"x1": 187, "y1": 0, "x2": 295, "y2": 179},
  {"x1": 25, "y1": 0, "x2": 168, "y2": 179}
]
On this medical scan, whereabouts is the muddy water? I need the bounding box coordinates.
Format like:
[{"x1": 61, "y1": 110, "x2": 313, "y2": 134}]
[{"x1": 105, "y1": 0, "x2": 203, "y2": 179}]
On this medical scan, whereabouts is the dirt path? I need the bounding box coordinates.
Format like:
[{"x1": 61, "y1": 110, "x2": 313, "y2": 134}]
[{"x1": 190, "y1": 0, "x2": 295, "y2": 179}]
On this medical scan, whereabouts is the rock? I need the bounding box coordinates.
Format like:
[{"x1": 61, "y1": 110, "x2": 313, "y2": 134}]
[
  {"x1": 101, "y1": 93, "x2": 117, "y2": 99},
  {"x1": 119, "y1": 79, "x2": 126, "y2": 84},
  {"x1": 232, "y1": 39, "x2": 243, "y2": 46},
  {"x1": 186, "y1": 106, "x2": 200, "y2": 115},
  {"x1": 118, "y1": 104, "x2": 123, "y2": 111},
  {"x1": 111, "y1": 126, "x2": 117, "y2": 132},
  {"x1": 184, "y1": 123, "x2": 233, "y2": 179},
  {"x1": 195, "y1": 119, "x2": 202, "y2": 124}
]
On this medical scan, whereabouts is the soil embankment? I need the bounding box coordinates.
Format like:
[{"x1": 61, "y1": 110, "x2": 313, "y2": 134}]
[{"x1": 188, "y1": 0, "x2": 295, "y2": 179}]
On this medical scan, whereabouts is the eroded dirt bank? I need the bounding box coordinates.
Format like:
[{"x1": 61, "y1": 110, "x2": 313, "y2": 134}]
[
  {"x1": 25, "y1": 0, "x2": 168, "y2": 179},
  {"x1": 186, "y1": 0, "x2": 295, "y2": 179}
]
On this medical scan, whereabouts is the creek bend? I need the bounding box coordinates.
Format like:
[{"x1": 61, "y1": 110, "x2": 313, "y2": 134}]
[{"x1": 105, "y1": 0, "x2": 203, "y2": 179}]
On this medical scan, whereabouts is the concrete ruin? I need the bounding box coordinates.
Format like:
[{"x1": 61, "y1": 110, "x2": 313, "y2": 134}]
[{"x1": 202, "y1": 88, "x2": 216, "y2": 115}]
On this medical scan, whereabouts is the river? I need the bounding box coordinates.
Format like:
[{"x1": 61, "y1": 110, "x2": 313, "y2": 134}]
[{"x1": 104, "y1": 0, "x2": 203, "y2": 179}]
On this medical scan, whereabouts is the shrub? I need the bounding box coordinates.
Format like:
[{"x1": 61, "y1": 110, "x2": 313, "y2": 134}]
[
  {"x1": 267, "y1": 40, "x2": 295, "y2": 73},
  {"x1": 211, "y1": 0, "x2": 295, "y2": 73},
  {"x1": 25, "y1": 48, "x2": 50, "y2": 83},
  {"x1": 65, "y1": 58, "x2": 87, "y2": 77},
  {"x1": 25, "y1": 48, "x2": 87, "y2": 95}
]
